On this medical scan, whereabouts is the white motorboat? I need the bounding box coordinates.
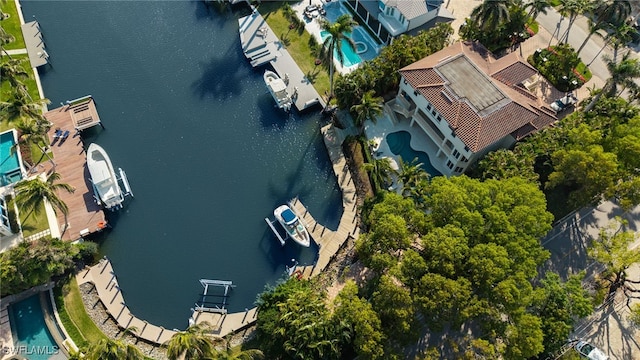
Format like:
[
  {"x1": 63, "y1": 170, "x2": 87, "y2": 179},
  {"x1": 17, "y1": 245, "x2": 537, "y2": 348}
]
[
  {"x1": 87, "y1": 143, "x2": 125, "y2": 210},
  {"x1": 264, "y1": 70, "x2": 292, "y2": 111},
  {"x1": 274, "y1": 204, "x2": 310, "y2": 247}
]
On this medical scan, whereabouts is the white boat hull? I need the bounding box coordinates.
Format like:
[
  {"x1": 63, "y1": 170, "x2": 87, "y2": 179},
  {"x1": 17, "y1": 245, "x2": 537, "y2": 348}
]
[
  {"x1": 264, "y1": 70, "x2": 292, "y2": 111},
  {"x1": 274, "y1": 204, "x2": 310, "y2": 247},
  {"x1": 87, "y1": 143, "x2": 124, "y2": 210}
]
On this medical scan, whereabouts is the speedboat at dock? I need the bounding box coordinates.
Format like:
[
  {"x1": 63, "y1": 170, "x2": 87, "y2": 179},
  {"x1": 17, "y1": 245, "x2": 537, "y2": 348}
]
[
  {"x1": 273, "y1": 204, "x2": 310, "y2": 247},
  {"x1": 264, "y1": 70, "x2": 292, "y2": 112},
  {"x1": 87, "y1": 143, "x2": 133, "y2": 210}
]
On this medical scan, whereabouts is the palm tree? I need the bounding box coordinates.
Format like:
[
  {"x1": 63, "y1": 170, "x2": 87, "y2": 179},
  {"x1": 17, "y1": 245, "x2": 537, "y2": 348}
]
[
  {"x1": 14, "y1": 172, "x2": 74, "y2": 237},
  {"x1": 0, "y1": 90, "x2": 49, "y2": 122},
  {"x1": 608, "y1": 21, "x2": 636, "y2": 64},
  {"x1": 470, "y1": 0, "x2": 511, "y2": 31},
  {"x1": 584, "y1": 53, "x2": 640, "y2": 111},
  {"x1": 350, "y1": 90, "x2": 383, "y2": 134},
  {"x1": 15, "y1": 116, "x2": 55, "y2": 167},
  {"x1": 526, "y1": 0, "x2": 551, "y2": 21},
  {"x1": 557, "y1": 0, "x2": 593, "y2": 44},
  {"x1": 85, "y1": 338, "x2": 144, "y2": 360},
  {"x1": 577, "y1": 0, "x2": 632, "y2": 54},
  {"x1": 0, "y1": 58, "x2": 29, "y2": 87},
  {"x1": 397, "y1": 157, "x2": 429, "y2": 196},
  {"x1": 362, "y1": 156, "x2": 397, "y2": 192},
  {"x1": 211, "y1": 336, "x2": 264, "y2": 360},
  {"x1": 165, "y1": 322, "x2": 215, "y2": 360},
  {"x1": 0, "y1": 26, "x2": 15, "y2": 58},
  {"x1": 319, "y1": 14, "x2": 358, "y2": 97}
]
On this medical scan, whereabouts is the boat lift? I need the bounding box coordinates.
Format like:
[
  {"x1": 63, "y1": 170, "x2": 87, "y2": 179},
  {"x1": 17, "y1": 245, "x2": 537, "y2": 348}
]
[
  {"x1": 195, "y1": 279, "x2": 236, "y2": 314},
  {"x1": 265, "y1": 217, "x2": 287, "y2": 246},
  {"x1": 93, "y1": 168, "x2": 133, "y2": 211}
]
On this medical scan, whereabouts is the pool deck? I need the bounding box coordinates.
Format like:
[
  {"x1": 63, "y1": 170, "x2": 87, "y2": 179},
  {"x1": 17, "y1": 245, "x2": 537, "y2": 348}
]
[
  {"x1": 42, "y1": 100, "x2": 107, "y2": 241},
  {"x1": 238, "y1": 10, "x2": 325, "y2": 111}
]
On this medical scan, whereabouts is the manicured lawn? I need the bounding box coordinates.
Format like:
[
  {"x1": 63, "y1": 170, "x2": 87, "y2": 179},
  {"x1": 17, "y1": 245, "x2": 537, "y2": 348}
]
[
  {"x1": 54, "y1": 281, "x2": 89, "y2": 349},
  {"x1": 258, "y1": 3, "x2": 331, "y2": 98},
  {"x1": 0, "y1": 1, "x2": 26, "y2": 50},
  {"x1": 0, "y1": 55, "x2": 41, "y2": 104},
  {"x1": 10, "y1": 196, "x2": 49, "y2": 238},
  {"x1": 58, "y1": 277, "x2": 108, "y2": 347}
]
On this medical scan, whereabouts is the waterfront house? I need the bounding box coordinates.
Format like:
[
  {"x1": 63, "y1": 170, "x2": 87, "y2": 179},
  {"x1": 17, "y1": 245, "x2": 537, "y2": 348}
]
[
  {"x1": 345, "y1": 0, "x2": 454, "y2": 44},
  {"x1": 386, "y1": 41, "x2": 557, "y2": 176}
]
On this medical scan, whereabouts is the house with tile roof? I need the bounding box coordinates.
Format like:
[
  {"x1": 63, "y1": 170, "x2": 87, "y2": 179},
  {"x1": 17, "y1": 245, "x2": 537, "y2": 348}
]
[
  {"x1": 345, "y1": 0, "x2": 454, "y2": 44},
  {"x1": 386, "y1": 41, "x2": 558, "y2": 176}
]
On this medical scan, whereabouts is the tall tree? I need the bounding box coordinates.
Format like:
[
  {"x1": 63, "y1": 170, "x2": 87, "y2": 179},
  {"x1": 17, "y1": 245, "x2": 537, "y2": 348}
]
[
  {"x1": 319, "y1": 14, "x2": 358, "y2": 97},
  {"x1": 470, "y1": 0, "x2": 512, "y2": 31},
  {"x1": 589, "y1": 218, "x2": 640, "y2": 305},
  {"x1": 85, "y1": 338, "x2": 144, "y2": 360},
  {"x1": 397, "y1": 157, "x2": 429, "y2": 197},
  {"x1": 0, "y1": 89, "x2": 49, "y2": 122},
  {"x1": 0, "y1": 58, "x2": 29, "y2": 87},
  {"x1": 0, "y1": 26, "x2": 15, "y2": 58},
  {"x1": 526, "y1": 0, "x2": 551, "y2": 21},
  {"x1": 584, "y1": 53, "x2": 640, "y2": 111},
  {"x1": 577, "y1": 0, "x2": 632, "y2": 54},
  {"x1": 14, "y1": 172, "x2": 74, "y2": 237},
  {"x1": 165, "y1": 322, "x2": 215, "y2": 360},
  {"x1": 557, "y1": 0, "x2": 593, "y2": 44},
  {"x1": 15, "y1": 116, "x2": 55, "y2": 167},
  {"x1": 362, "y1": 156, "x2": 396, "y2": 193},
  {"x1": 350, "y1": 89, "x2": 383, "y2": 135}
]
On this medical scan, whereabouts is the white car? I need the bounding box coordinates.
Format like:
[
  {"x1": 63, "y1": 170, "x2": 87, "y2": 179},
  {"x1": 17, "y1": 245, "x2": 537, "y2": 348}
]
[
  {"x1": 575, "y1": 341, "x2": 609, "y2": 360},
  {"x1": 550, "y1": 93, "x2": 578, "y2": 112}
]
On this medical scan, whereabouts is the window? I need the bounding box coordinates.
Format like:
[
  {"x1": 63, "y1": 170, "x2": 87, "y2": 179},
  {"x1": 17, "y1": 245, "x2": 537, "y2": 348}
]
[
  {"x1": 436, "y1": 115, "x2": 442, "y2": 122},
  {"x1": 431, "y1": 109, "x2": 436, "y2": 116},
  {"x1": 464, "y1": 146, "x2": 470, "y2": 152},
  {"x1": 414, "y1": 90, "x2": 419, "y2": 96},
  {"x1": 386, "y1": 7, "x2": 395, "y2": 16},
  {"x1": 446, "y1": 160, "x2": 454, "y2": 169},
  {"x1": 399, "y1": 14, "x2": 405, "y2": 23},
  {"x1": 461, "y1": 156, "x2": 468, "y2": 163},
  {"x1": 453, "y1": 149, "x2": 460, "y2": 159},
  {"x1": 455, "y1": 167, "x2": 463, "y2": 173},
  {"x1": 427, "y1": 104, "x2": 432, "y2": 111},
  {"x1": 378, "y1": 1, "x2": 385, "y2": 10},
  {"x1": 403, "y1": 79, "x2": 408, "y2": 85}
]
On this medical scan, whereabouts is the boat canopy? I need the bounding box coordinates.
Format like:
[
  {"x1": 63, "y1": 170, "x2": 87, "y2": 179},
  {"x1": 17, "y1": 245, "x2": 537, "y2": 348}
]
[{"x1": 282, "y1": 208, "x2": 297, "y2": 225}]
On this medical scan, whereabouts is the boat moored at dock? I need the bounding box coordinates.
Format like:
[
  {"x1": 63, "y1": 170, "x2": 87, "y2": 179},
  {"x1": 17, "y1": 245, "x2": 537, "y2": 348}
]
[
  {"x1": 263, "y1": 70, "x2": 292, "y2": 112},
  {"x1": 86, "y1": 143, "x2": 133, "y2": 210},
  {"x1": 273, "y1": 204, "x2": 310, "y2": 247}
]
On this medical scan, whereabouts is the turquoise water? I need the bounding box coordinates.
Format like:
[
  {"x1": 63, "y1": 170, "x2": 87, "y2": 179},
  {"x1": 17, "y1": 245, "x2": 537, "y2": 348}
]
[
  {"x1": 0, "y1": 131, "x2": 21, "y2": 185},
  {"x1": 22, "y1": 1, "x2": 342, "y2": 329},
  {"x1": 386, "y1": 131, "x2": 442, "y2": 177},
  {"x1": 8, "y1": 294, "x2": 63, "y2": 360},
  {"x1": 322, "y1": 1, "x2": 380, "y2": 63},
  {"x1": 320, "y1": 30, "x2": 361, "y2": 68}
]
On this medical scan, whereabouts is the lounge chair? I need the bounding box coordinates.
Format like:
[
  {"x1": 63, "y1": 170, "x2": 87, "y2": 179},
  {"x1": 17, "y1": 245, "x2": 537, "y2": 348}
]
[
  {"x1": 60, "y1": 130, "x2": 70, "y2": 141},
  {"x1": 53, "y1": 129, "x2": 63, "y2": 139}
]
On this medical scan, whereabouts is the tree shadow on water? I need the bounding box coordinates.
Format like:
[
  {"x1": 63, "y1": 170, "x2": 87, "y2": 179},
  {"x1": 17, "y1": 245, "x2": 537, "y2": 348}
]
[{"x1": 191, "y1": 56, "x2": 244, "y2": 100}]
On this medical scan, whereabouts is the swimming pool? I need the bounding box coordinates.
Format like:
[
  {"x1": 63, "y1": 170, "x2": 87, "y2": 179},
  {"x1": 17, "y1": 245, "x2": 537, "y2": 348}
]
[
  {"x1": 321, "y1": 1, "x2": 381, "y2": 68},
  {"x1": 8, "y1": 294, "x2": 64, "y2": 360},
  {"x1": 386, "y1": 131, "x2": 442, "y2": 177},
  {"x1": 0, "y1": 130, "x2": 23, "y2": 186}
]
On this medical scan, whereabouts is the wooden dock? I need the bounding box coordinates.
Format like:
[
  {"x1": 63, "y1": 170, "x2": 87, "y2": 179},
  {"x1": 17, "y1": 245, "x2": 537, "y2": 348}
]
[
  {"x1": 290, "y1": 124, "x2": 360, "y2": 277},
  {"x1": 77, "y1": 259, "x2": 177, "y2": 345},
  {"x1": 43, "y1": 99, "x2": 106, "y2": 241},
  {"x1": 238, "y1": 10, "x2": 325, "y2": 111}
]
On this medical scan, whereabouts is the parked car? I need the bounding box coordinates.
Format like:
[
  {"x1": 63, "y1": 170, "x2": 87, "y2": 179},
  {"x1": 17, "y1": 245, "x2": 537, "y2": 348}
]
[
  {"x1": 575, "y1": 341, "x2": 609, "y2": 360},
  {"x1": 550, "y1": 93, "x2": 578, "y2": 112}
]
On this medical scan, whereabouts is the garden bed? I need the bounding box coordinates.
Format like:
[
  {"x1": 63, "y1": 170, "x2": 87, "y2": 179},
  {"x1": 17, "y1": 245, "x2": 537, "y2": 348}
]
[{"x1": 528, "y1": 44, "x2": 592, "y2": 92}]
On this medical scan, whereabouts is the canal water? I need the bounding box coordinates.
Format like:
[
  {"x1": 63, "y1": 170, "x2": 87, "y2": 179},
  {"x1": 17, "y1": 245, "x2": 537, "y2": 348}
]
[{"x1": 21, "y1": 1, "x2": 342, "y2": 329}]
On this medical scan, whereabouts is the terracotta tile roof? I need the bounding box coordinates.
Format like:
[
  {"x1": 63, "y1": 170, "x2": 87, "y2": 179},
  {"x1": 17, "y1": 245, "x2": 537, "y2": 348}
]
[{"x1": 399, "y1": 41, "x2": 557, "y2": 152}]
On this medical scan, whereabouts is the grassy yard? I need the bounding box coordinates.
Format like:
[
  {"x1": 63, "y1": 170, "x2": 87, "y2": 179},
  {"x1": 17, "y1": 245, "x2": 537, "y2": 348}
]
[
  {"x1": 9, "y1": 196, "x2": 50, "y2": 237},
  {"x1": 0, "y1": 54, "x2": 41, "y2": 105},
  {"x1": 0, "y1": 0, "x2": 26, "y2": 50},
  {"x1": 258, "y1": 3, "x2": 331, "y2": 97},
  {"x1": 56, "y1": 277, "x2": 108, "y2": 348}
]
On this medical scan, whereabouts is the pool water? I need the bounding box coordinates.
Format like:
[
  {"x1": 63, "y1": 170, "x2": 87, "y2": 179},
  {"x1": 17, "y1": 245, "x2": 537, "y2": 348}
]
[
  {"x1": 386, "y1": 131, "x2": 442, "y2": 177},
  {"x1": 0, "y1": 130, "x2": 22, "y2": 186},
  {"x1": 8, "y1": 294, "x2": 64, "y2": 360},
  {"x1": 321, "y1": 1, "x2": 381, "y2": 66},
  {"x1": 320, "y1": 30, "x2": 361, "y2": 68}
]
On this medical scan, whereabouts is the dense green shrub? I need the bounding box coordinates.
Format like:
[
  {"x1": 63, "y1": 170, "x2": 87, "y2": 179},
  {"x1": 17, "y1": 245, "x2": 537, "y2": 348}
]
[{"x1": 529, "y1": 44, "x2": 591, "y2": 92}]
